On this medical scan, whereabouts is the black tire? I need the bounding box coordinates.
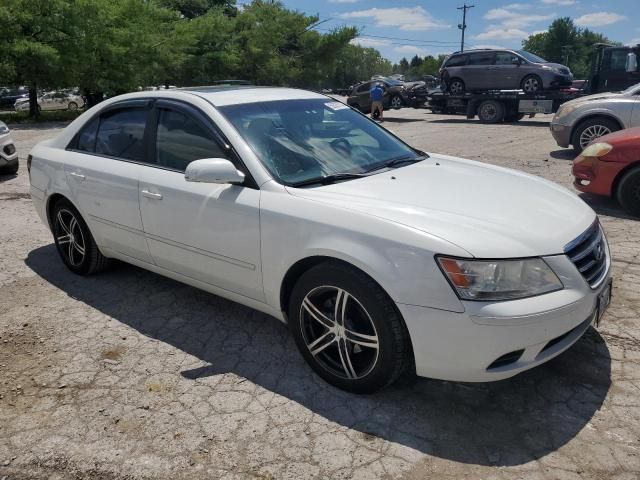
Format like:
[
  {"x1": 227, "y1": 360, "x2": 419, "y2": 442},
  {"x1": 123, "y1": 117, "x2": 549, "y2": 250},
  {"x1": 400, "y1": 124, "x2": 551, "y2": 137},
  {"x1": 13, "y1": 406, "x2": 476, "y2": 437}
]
[
  {"x1": 288, "y1": 262, "x2": 412, "y2": 394},
  {"x1": 617, "y1": 166, "x2": 640, "y2": 218},
  {"x1": 521, "y1": 75, "x2": 543, "y2": 93},
  {"x1": 51, "y1": 198, "x2": 111, "y2": 275},
  {"x1": 390, "y1": 95, "x2": 403, "y2": 109},
  {"x1": 68, "y1": 101, "x2": 78, "y2": 111},
  {"x1": 571, "y1": 117, "x2": 620, "y2": 155},
  {"x1": 448, "y1": 78, "x2": 465, "y2": 95},
  {"x1": 1, "y1": 162, "x2": 18, "y2": 175},
  {"x1": 477, "y1": 100, "x2": 505, "y2": 124}
]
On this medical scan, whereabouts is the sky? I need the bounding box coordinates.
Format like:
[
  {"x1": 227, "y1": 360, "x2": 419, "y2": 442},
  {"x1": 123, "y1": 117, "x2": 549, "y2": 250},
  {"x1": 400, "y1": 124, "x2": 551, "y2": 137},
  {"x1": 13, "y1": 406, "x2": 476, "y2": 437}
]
[{"x1": 245, "y1": 0, "x2": 639, "y2": 63}]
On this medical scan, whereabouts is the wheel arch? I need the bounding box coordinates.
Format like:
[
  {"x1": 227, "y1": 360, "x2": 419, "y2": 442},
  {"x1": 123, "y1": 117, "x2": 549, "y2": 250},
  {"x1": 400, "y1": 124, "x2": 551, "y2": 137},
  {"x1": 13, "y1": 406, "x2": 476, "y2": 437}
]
[
  {"x1": 570, "y1": 114, "x2": 624, "y2": 146},
  {"x1": 611, "y1": 160, "x2": 640, "y2": 198},
  {"x1": 46, "y1": 193, "x2": 85, "y2": 231}
]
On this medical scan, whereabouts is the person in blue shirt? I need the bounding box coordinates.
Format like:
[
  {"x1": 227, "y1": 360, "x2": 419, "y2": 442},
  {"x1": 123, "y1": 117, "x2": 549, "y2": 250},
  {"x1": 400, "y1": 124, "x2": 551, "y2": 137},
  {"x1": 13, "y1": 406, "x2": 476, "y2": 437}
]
[{"x1": 370, "y1": 83, "x2": 385, "y2": 121}]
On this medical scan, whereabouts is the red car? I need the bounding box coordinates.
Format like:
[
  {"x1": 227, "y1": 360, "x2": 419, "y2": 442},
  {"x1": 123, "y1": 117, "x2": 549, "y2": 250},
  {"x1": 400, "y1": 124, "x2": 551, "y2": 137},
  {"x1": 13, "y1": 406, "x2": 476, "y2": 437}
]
[{"x1": 573, "y1": 127, "x2": 640, "y2": 217}]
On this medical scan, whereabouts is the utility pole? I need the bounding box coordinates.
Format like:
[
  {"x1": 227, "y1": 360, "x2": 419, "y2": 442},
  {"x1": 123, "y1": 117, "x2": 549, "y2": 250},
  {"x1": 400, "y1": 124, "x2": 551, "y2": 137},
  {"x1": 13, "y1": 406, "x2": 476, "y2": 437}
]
[{"x1": 457, "y1": 4, "x2": 474, "y2": 52}]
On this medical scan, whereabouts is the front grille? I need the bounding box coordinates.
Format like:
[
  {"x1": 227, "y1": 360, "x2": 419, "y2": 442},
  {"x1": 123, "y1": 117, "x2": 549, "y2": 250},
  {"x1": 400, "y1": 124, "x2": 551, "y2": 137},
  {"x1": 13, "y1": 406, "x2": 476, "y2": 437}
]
[{"x1": 565, "y1": 221, "x2": 608, "y2": 288}]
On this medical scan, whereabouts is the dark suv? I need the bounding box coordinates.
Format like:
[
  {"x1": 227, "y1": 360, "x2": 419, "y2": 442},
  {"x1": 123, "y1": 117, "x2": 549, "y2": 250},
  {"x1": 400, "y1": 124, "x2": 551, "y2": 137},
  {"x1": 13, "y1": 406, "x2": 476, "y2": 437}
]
[
  {"x1": 441, "y1": 49, "x2": 573, "y2": 94},
  {"x1": 346, "y1": 79, "x2": 409, "y2": 113}
]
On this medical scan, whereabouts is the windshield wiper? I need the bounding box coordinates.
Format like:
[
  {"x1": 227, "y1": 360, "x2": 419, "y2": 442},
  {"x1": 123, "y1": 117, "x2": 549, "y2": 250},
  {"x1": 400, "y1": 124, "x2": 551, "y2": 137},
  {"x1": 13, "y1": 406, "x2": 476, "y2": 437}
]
[
  {"x1": 289, "y1": 172, "x2": 367, "y2": 187},
  {"x1": 365, "y1": 155, "x2": 427, "y2": 173}
]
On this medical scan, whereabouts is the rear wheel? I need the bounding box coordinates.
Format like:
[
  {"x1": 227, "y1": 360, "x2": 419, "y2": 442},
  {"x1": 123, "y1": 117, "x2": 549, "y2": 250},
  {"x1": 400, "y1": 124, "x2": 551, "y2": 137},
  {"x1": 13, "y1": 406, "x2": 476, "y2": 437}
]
[
  {"x1": 67, "y1": 101, "x2": 78, "y2": 111},
  {"x1": 288, "y1": 262, "x2": 412, "y2": 394},
  {"x1": 617, "y1": 167, "x2": 640, "y2": 218},
  {"x1": 51, "y1": 198, "x2": 111, "y2": 275},
  {"x1": 572, "y1": 117, "x2": 620, "y2": 154},
  {"x1": 448, "y1": 78, "x2": 465, "y2": 95},
  {"x1": 477, "y1": 100, "x2": 505, "y2": 124},
  {"x1": 390, "y1": 95, "x2": 403, "y2": 109}
]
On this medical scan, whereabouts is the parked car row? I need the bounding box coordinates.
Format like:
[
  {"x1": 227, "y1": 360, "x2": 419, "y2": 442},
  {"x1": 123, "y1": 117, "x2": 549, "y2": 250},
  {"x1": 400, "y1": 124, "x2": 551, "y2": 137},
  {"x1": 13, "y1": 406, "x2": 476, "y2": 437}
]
[{"x1": 14, "y1": 90, "x2": 85, "y2": 112}]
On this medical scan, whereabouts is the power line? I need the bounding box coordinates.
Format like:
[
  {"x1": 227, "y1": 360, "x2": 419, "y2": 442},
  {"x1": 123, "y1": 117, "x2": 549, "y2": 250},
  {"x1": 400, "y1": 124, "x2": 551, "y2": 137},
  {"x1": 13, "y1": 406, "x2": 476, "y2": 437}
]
[
  {"x1": 457, "y1": 4, "x2": 474, "y2": 52},
  {"x1": 314, "y1": 29, "x2": 461, "y2": 46}
]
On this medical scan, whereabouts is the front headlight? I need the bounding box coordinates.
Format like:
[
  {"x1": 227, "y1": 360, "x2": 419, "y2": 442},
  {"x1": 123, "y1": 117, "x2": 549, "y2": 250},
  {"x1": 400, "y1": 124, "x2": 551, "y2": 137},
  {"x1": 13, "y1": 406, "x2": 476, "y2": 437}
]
[
  {"x1": 437, "y1": 257, "x2": 563, "y2": 301},
  {"x1": 555, "y1": 103, "x2": 578, "y2": 120},
  {"x1": 581, "y1": 142, "x2": 613, "y2": 158}
]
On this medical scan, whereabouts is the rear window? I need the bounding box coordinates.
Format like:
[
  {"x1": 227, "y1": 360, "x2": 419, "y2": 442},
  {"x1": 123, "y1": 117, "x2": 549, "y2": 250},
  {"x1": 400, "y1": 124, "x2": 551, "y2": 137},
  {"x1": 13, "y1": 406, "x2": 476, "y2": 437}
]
[{"x1": 445, "y1": 55, "x2": 467, "y2": 67}]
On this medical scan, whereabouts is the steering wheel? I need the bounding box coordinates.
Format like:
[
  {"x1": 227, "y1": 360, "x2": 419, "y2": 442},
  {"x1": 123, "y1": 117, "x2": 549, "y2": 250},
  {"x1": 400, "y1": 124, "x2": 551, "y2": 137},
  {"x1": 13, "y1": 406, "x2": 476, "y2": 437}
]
[{"x1": 330, "y1": 138, "x2": 352, "y2": 155}]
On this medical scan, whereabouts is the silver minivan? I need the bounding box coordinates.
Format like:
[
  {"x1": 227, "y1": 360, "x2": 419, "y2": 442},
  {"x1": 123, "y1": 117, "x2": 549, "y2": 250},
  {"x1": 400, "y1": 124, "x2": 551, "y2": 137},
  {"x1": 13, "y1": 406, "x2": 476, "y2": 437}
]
[{"x1": 441, "y1": 49, "x2": 573, "y2": 94}]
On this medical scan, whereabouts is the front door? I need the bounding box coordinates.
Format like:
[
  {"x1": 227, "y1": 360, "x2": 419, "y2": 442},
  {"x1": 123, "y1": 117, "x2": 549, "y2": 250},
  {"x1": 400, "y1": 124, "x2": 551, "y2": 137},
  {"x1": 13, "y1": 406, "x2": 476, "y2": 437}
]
[
  {"x1": 138, "y1": 101, "x2": 263, "y2": 301},
  {"x1": 64, "y1": 103, "x2": 153, "y2": 263},
  {"x1": 491, "y1": 51, "x2": 521, "y2": 89}
]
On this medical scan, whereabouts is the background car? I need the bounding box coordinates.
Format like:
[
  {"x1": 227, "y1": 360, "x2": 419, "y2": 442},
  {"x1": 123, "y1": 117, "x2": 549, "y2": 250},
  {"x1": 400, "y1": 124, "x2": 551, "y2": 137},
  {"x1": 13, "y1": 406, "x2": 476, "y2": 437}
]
[
  {"x1": 573, "y1": 126, "x2": 640, "y2": 217},
  {"x1": 0, "y1": 121, "x2": 18, "y2": 174},
  {"x1": 0, "y1": 87, "x2": 28, "y2": 110},
  {"x1": 441, "y1": 49, "x2": 573, "y2": 94},
  {"x1": 14, "y1": 90, "x2": 85, "y2": 112},
  {"x1": 347, "y1": 78, "x2": 409, "y2": 112},
  {"x1": 551, "y1": 82, "x2": 640, "y2": 153}
]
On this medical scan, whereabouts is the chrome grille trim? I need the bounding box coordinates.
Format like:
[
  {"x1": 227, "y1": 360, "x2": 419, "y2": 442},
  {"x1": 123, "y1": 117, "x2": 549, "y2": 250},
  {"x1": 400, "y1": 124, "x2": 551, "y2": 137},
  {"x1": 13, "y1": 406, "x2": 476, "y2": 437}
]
[{"x1": 564, "y1": 221, "x2": 609, "y2": 289}]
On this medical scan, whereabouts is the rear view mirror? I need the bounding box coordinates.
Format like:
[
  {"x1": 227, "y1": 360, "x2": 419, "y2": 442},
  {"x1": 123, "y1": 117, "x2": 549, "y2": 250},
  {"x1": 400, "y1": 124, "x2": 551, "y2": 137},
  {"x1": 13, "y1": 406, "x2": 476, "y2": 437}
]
[
  {"x1": 627, "y1": 53, "x2": 637, "y2": 73},
  {"x1": 184, "y1": 158, "x2": 245, "y2": 185}
]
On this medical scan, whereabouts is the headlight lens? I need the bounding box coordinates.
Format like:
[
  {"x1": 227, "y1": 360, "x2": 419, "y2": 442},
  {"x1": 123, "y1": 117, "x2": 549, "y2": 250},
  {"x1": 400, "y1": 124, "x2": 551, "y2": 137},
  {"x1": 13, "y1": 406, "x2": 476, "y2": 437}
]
[
  {"x1": 437, "y1": 257, "x2": 563, "y2": 301},
  {"x1": 581, "y1": 142, "x2": 613, "y2": 158}
]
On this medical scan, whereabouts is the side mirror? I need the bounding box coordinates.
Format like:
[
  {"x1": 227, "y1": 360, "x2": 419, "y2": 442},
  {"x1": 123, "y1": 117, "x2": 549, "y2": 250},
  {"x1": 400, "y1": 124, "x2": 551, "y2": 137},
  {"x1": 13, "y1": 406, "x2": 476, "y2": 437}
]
[
  {"x1": 511, "y1": 57, "x2": 521, "y2": 65},
  {"x1": 184, "y1": 158, "x2": 245, "y2": 185},
  {"x1": 626, "y1": 53, "x2": 638, "y2": 73}
]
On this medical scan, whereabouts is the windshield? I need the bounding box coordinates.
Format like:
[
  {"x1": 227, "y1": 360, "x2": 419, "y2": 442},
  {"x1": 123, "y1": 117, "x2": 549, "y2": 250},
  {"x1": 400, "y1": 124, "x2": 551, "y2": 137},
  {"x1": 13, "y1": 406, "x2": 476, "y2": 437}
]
[
  {"x1": 517, "y1": 50, "x2": 548, "y2": 63},
  {"x1": 218, "y1": 98, "x2": 419, "y2": 185}
]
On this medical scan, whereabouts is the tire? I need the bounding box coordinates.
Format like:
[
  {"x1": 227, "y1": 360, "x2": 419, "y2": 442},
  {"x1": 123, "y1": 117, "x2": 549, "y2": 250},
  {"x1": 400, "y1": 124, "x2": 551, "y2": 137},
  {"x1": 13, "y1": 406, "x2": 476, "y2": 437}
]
[
  {"x1": 1, "y1": 162, "x2": 18, "y2": 175},
  {"x1": 617, "y1": 167, "x2": 640, "y2": 218},
  {"x1": 521, "y1": 75, "x2": 543, "y2": 93},
  {"x1": 51, "y1": 198, "x2": 111, "y2": 275},
  {"x1": 448, "y1": 78, "x2": 465, "y2": 95},
  {"x1": 68, "y1": 101, "x2": 78, "y2": 111},
  {"x1": 288, "y1": 262, "x2": 412, "y2": 394},
  {"x1": 477, "y1": 100, "x2": 505, "y2": 124},
  {"x1": 390, "y1": 95, "x2": 403, "y2": 109},
  {"x1": 571, "y1": 117, "x2": 620, "y2": 155}
]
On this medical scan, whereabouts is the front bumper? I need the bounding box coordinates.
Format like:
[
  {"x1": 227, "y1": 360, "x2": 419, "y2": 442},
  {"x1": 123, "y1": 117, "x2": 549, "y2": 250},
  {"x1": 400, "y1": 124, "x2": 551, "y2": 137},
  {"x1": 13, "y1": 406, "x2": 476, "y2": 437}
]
[
  {"x1": 548, "y1": 74, "x2": 574, "y2": 88},
  {"x1": 550, "y1": 121, "x2": 572, "y2": 148},
  {"x1": 398, "y1": 253, "x2": 611, "y2": 382},
  {"x1": 573, "y1": 155, "x2": 626, "y2": 197}
]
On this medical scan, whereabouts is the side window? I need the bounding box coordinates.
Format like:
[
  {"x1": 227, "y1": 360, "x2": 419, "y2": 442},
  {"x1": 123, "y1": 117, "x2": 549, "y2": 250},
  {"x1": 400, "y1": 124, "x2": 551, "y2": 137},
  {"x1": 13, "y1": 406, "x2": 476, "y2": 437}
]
[
  {"x1": 357, "y1": 82, "x2": 371, "y2": 93},
  {"x1": 76, "y1": 117, "x2": 99, "y2": 153},
  {"x1": 155, "y1": 108, "x2": 226, "y2": 172},
  {"x1": 495, "y1": 52, "x2": 519, "y2": 65},
  {"x1": 468, "y1": 52, "x2": 494, "y2": 66},
  {"x1": 608, "y1": 50, "x2": 629, "y2": 71},
  {"x1": 445, "y1": 55, "x2": 467, "y2": 67},
  {"x1": 95, "y1": 108, "x2": 147, "y2": 162}
]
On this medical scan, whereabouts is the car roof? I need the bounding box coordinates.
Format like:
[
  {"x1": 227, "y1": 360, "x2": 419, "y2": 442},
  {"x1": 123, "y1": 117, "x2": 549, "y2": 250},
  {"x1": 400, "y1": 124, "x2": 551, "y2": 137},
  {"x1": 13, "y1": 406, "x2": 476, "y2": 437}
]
[{"x1": 180, "y1": 86, "x2": 327, "y2": 106}]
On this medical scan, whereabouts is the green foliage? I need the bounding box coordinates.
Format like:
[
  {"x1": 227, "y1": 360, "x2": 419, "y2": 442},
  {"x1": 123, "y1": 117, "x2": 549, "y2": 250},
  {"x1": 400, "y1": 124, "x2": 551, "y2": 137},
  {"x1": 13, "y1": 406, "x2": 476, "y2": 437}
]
[
  {"x1": 1, "y1": 109, "x2": 83, "y2": 125},
  {"x1": 522, "y1": 17, "x2": 616, "y2": 79},
  {"x1": 329, "y1": 44, "x2": 393, "y2": 88},
  {"x1": 393, "y1": 54, "x2": 446, "y2": 80}
]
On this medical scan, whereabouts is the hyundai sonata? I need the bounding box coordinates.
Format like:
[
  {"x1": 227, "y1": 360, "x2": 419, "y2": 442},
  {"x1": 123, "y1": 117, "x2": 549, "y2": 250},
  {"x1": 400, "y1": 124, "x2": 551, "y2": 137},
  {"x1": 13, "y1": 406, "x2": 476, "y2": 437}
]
[{"x1": 28, "y1": 87, "x2": 612, "y2": 393}]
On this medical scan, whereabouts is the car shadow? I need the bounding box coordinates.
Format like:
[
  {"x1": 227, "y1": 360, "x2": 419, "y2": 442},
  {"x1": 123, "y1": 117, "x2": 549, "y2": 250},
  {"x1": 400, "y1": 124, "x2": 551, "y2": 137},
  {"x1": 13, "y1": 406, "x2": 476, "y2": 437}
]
[
  {"x1": 428, "y1": 119, "x2": 550, "y2": 127},
  {"x1": 25, "y1": 244, "x2": 612, "y2": 467},
  {"x1": 579, "y1": 193, "x2": 639, "y2": 221},
  {"x1": 379, "y1": 117, "x2": 424, "y2": 124},
  {"x1": 0, "y1": 172, "x2": 18, "y2": 182},
  {"x1": 550, "y1": 149, "x2": 576, "y2": 160}
]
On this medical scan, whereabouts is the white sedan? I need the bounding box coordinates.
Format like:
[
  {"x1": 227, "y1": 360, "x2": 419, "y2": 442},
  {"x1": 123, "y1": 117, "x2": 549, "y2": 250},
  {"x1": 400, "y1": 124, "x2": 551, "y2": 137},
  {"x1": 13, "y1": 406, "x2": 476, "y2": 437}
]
[
  {"x1": 28, "y1": 87, "x2": 612, "y2": 393},
  {"x1": 15, "y1": 91, "x2": 85, "y2": 112}
]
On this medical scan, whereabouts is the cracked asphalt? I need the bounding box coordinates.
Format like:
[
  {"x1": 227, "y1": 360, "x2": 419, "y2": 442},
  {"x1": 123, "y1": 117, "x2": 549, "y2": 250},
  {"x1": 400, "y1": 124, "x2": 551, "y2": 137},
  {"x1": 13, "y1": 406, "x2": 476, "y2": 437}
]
[{"x1": 1, "y1": 110, "x2": 639, "y2": 480}]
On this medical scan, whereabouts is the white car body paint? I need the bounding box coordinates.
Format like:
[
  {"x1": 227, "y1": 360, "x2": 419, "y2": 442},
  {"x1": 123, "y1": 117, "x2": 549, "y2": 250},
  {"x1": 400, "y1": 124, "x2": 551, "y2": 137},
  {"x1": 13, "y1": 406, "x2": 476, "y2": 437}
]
[{"x1": 29, "y1": 88, "x2": 612, "y2": 382}]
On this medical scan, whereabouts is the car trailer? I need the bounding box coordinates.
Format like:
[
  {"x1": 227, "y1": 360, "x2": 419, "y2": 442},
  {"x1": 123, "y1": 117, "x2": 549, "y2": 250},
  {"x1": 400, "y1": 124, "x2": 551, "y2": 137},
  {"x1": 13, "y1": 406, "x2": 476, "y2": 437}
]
[{"x1": 426, "y1": 90, "x2": 582, "y2": 123}]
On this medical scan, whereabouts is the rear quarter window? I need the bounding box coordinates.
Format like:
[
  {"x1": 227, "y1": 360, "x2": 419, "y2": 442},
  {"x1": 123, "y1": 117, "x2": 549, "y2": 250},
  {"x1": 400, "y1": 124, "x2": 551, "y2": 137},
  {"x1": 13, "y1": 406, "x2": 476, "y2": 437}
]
[{"x1": 445, "y1": 55, "x2": 468, "y2": 67}]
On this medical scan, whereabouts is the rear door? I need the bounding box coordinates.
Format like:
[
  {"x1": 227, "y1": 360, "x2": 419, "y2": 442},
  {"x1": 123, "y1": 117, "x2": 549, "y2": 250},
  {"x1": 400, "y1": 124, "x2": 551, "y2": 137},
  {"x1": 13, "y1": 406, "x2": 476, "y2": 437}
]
[
  {"x1": 64, "y1": 101, "x2": 153, "y2": 262},
  {"x1": 466, "y1": 52, "x2": 495, "y2": 90},
  {"x1": 138, "y1": 100, "x2": 263, "y2": 300},
  {"x1": 491, "y1": 51, "x2": 521, "y2": 89}
]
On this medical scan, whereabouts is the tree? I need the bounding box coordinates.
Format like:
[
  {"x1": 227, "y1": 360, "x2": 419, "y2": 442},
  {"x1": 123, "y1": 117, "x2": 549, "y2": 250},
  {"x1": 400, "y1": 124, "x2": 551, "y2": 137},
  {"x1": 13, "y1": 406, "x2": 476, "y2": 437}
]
[{"x1": 522, "y1": 17, "x2": 616, "y2": 79}]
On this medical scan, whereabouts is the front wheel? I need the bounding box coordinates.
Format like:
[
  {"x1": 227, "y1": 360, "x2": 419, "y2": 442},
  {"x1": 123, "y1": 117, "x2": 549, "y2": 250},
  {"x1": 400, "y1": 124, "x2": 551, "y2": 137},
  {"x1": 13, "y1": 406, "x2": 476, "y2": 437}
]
[
  {"x1": 390, "y1": 95, "x2": 403, "y2": 109},
  {"x1": 617, "y1": 167, "x2": 640, "y2": 218},
  {"x1": 521, "y1": 75, "x2": 543, "y2": 93},
  {"x1": 68, "y1": 101, "x2": 78, "y2": 111},
  {"x1": 51, "y1": 198, "x2": 111, "y2": 275},
  {"x1": 572, "y1": 117, "x2": 620, "y2": 154},
  {"x1": 288, "y1": 262, "x2": 412, "y2": 393}
]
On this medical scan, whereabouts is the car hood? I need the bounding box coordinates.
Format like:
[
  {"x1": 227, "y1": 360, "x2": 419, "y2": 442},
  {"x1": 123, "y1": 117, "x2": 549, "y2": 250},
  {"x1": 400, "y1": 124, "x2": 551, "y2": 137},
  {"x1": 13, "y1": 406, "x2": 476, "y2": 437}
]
[
  {"x1": 562, "y1": 91, "x2": 622, "y2": 107},
  {"x1": 286, "y1": 154, "x2": 595, "y2": 258}
]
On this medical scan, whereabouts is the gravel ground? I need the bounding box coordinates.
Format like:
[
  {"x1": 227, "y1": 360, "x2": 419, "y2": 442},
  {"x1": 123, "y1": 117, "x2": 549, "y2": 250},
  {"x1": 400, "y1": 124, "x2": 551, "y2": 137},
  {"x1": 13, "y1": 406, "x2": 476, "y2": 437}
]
[{"x1": 1, "y1": 109, "x2": 639, "y2": 480}]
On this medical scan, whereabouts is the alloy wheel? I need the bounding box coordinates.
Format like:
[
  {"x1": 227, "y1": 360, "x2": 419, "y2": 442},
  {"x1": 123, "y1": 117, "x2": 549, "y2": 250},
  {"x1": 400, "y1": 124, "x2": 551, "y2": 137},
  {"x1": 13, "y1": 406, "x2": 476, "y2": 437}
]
[
  {"x1": 299, "y1": 286, "x2": 379, "y2": 380},
  {"x1": 391, "y1": 96, "x2": 402, "y2": 109},
  {"x1": 54, "y1": 208, "x2": 86, "y2": 267},
  {"x1": 522, "y1": 77, "x2": 540, "y2": 93},
  {"x1": 580, "y1": 125, "x2": 612, "y2": 149},
  {"x1": 450, "y1": 81, "x2": 463, "y2": 95}
]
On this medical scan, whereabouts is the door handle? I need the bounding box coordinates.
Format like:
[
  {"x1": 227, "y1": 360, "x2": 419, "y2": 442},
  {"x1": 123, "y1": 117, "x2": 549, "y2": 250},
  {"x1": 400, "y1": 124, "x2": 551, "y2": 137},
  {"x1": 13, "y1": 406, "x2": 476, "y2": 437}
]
[
  {"x1": 69, "y1": 171, "x2": 86, "y2": 181},
  {"x1": 141, "y1": 190, "x2": 163, "y2": 200}
]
